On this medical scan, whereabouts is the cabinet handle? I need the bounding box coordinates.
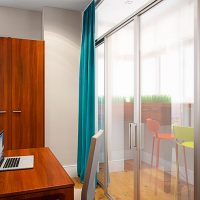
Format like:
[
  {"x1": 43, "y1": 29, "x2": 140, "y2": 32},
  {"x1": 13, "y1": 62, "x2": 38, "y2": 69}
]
[
  {"x1": 0, "y1": 111, "x2": 6, "y2": 114},
  {"x1": 13, "y1": 110, "x2": 22, "y2": 113}
]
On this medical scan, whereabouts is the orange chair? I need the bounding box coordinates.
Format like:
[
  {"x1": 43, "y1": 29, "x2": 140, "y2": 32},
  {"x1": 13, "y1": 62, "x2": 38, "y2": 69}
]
[{"x1": 146, "y1": 118, "x2": 174, "y2": 169}]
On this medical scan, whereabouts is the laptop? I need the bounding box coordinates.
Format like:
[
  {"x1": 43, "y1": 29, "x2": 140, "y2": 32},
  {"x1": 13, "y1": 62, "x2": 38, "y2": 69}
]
[{"x1": 0, "y1": 130, "x2": 34, "y2": 171}]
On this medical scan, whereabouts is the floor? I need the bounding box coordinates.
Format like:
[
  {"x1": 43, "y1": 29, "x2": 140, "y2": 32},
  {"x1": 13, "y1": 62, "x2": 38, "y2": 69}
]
[
  {"x1": 97, "y1": 160, "x2": 194, "y2": 200},
  {"x1": 73, "y1": 160, "x2": 194, "y2": 200},
  {"x1": 73, "y1": 177, "x2": 108, "y2": 200}
]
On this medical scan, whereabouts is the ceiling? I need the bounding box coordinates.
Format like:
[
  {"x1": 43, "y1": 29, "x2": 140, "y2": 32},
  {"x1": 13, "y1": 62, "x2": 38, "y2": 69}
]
[{"x1": 0, "y1": 0, "x2": 92, "y2": 12}]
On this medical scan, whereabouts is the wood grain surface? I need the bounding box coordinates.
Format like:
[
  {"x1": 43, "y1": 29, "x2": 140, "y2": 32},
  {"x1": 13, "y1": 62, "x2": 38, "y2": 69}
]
[
  {"x1": 0, "y1": 37, "x2": 12, "y2": 150},
  {"x1": 11, "y1": 38, "x2": 44, "y2": 149},
  {"x1": 0, "y1": 147, "x2": 74, "y2": 200}
]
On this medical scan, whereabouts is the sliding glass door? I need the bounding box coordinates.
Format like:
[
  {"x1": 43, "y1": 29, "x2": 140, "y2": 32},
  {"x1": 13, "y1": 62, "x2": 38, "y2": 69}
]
[
  {"x1": 95, "y1": 0, "x2": 196, "y2": 199},
  {"x1": 96, "y1": 43, "x2": 106, "y2": 186},
  {"x1": 140, "y1": 0, "x2": 194, "y2": 199},
  {"x1": 106, "y1": 21, "x2": 136, "y2": 200}
]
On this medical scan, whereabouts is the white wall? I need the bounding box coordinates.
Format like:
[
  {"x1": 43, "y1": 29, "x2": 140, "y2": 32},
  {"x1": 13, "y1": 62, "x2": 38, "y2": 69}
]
[
  {"x1": 43, "y1": 7, "x2": 82, "y2": 172},
  {"x1": 0, "y1": 5, "x2": 81, "y2": 176},
  {"x1": 0, "y1": 6, "x2": 42, "y2": 40}
]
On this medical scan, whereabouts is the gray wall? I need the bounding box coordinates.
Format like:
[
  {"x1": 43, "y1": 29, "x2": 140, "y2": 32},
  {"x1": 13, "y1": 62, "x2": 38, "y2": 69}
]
[
  {"x1": 0, "y1": 6, "x2": 42, "y2": 40},
  {"x1": 43, "y1": 7, "x2": 82, "y2": 170}
]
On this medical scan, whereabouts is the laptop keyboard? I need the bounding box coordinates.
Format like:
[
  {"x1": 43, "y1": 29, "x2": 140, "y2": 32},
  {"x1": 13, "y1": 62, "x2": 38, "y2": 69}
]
[
  {"x1": 0, "y1": 158, "x2": 4, "y2": 167},
  {"x1": 2, "y1": 158, "x2": 20, "y2": 168}
]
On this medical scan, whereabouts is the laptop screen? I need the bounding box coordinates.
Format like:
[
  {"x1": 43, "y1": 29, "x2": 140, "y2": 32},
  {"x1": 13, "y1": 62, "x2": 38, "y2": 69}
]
[{"x1": 0, "y1": 130, "x2": 4, "y2": 162}]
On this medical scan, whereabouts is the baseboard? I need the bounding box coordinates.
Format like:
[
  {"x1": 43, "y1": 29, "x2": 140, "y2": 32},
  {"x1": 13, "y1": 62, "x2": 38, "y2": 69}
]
[
  {"x1": 125, "y1": 149, "x2": 134, "y2": 160},
  {"x1": 62, "y1": 160, "x2": 125, "y2": 177},
  {"x1": 63, "y1": 152, "x2": 194, "y2": 184},
  {"x1": 63, "y1": 164, "x2": 77, "y2": 177},
  {"x1": 109, "y1": 159, "x2": 124, "y2": 172}
]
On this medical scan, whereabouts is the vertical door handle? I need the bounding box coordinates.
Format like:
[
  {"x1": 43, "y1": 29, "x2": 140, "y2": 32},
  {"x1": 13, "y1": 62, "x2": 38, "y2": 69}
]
[
  {"x1": 0, "y1": 111, "x2": 6, "y2": 114},
  {"x1": 129, "y1": 123, "x2": 137, "y2": 149}
]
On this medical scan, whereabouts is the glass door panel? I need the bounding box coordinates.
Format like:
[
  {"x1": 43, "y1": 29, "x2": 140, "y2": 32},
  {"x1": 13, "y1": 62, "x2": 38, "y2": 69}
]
[
  {"x1": 107, "y1": 21, "x2": 135, "y2": 200},
  {"x1": 140, "y1": 0, "x2": 194, "y2": 200},
  {"x1": 96, "y1": 43, "x2": 105, "y2": 186},
  {"x1": 96, "y1": 0, "x2": 149, "y2": 38}
]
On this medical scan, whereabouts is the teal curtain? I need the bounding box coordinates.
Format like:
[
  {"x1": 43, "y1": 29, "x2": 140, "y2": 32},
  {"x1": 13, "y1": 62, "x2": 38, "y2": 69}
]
[{"x1": 77, "y1": 0, "x2": 95, "y2": 183}]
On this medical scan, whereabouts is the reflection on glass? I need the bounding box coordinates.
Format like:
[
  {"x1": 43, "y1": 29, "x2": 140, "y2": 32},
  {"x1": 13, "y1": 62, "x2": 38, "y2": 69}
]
[
  {"x1": 107, "y1": 21, "x2": 135, "y2": 200},
  {"x1": 140, "y1": 0, "x2": 194, "y2": 199},
  {"x1": 96, "y1": 44, "x2": 105, "y2": 185},
  {"x1": 96, "y1": 0, "x2": 149, "y2": 38}
]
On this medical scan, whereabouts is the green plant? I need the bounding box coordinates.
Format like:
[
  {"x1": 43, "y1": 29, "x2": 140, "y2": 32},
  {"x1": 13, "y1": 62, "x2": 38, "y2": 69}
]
[
  {"x1": 141, "y1": 95, "x2": 171, "y2": 104},
  {"x1": 98, "y1": 95, "x2": 171, "y2": 104}
]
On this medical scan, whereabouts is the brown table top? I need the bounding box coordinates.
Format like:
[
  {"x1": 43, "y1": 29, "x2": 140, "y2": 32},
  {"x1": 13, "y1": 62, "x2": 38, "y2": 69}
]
[{"x1": 0, "y1": 147, "x2": 74, "y2": 198}]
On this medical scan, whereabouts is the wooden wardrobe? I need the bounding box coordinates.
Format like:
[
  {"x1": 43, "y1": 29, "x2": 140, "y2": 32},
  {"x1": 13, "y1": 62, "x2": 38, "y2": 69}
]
[{"x1": 0, "y1": 37, "x2": 44, "y2": 150}]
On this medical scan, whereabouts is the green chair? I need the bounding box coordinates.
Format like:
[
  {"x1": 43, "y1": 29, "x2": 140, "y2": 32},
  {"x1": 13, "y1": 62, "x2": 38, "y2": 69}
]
[{"x1": 173, "y1": 126, "x2": 194, "y2": 185}]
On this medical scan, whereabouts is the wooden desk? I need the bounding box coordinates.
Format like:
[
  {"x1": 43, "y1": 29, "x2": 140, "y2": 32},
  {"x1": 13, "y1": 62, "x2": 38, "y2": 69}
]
[{"x1": 0, "y1": 147, "x2": 74, "y2": 200}]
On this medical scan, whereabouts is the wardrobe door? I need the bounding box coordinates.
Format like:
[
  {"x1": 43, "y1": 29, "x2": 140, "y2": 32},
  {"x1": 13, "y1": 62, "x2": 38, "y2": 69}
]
[
  {"x1": 0, "y1": 38, "x2": 12, "y2": 150},
  {"x1": 11, "y1": 38, "x2": 44, "y2": 149}
]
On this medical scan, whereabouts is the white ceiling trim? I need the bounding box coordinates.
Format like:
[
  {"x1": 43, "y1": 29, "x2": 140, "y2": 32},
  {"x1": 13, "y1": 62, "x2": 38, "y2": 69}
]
[{"x1": 0, "y1": 0, "x2": 91, "y2": 12}]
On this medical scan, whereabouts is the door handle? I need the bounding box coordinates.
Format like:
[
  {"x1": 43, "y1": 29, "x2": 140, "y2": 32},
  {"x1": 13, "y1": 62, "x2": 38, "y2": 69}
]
[
  {"x1": 0, "y1": 111, "x2": 6, "y2": 114},
  {"x1": 129, "y1": 123, "x2": 137, "y2": 149},
  {"x1": 13, "y1": 110, "x2": 22, "y2": 113}
]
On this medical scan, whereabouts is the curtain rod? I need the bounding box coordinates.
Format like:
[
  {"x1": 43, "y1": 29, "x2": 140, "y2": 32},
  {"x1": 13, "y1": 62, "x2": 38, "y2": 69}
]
[{"x1": 82, "y1": 0, "x2": 104, "y2": 13}]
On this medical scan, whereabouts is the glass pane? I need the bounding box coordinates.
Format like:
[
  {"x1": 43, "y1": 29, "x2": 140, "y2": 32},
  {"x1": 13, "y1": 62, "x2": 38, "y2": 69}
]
[
  {"x1": 96, "y1": 43, "x2": 105, "y2": 185},
  {"x1": 140, "y1": 0, "x2": 194, "y2": 200},
  {"x1": 107, "y1": 21, "x2": 135, "y2": 200},
  {"x1": 96, "y1": 0, "x2": 149, "y2": 39}
]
